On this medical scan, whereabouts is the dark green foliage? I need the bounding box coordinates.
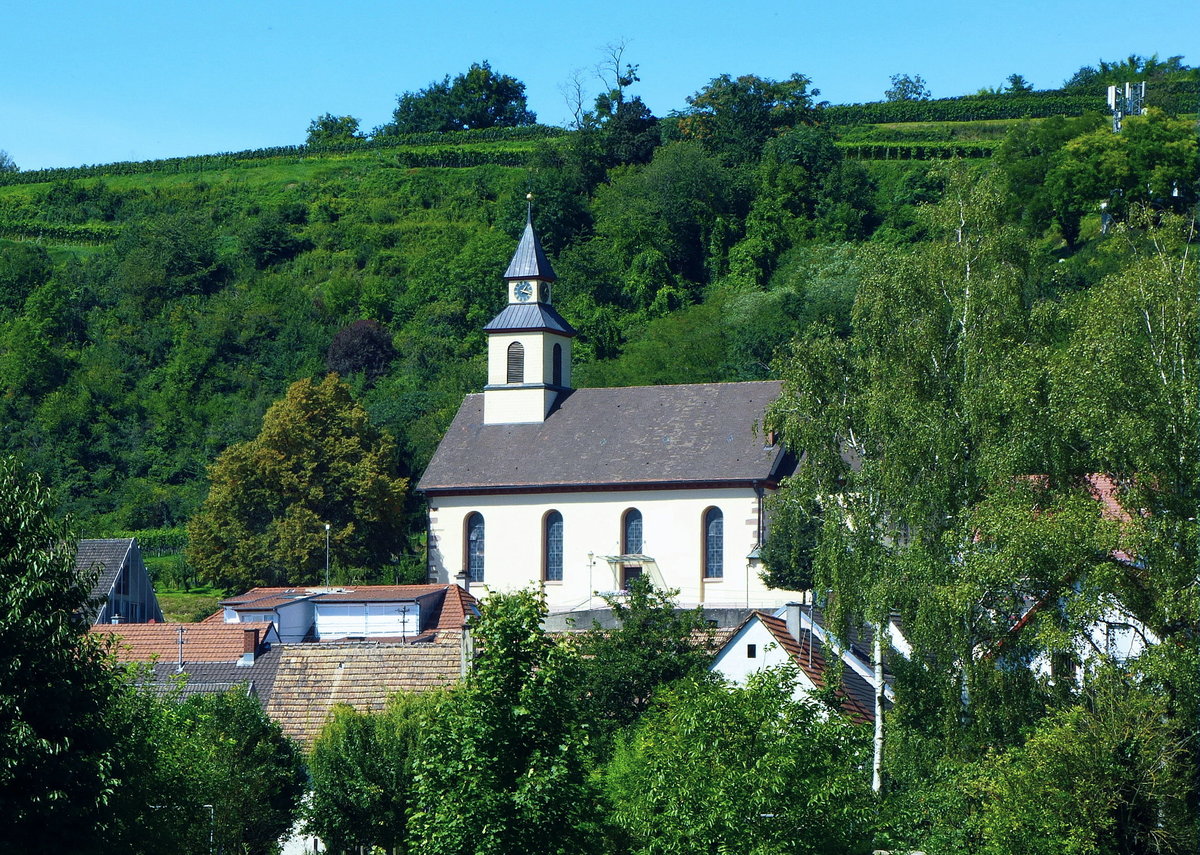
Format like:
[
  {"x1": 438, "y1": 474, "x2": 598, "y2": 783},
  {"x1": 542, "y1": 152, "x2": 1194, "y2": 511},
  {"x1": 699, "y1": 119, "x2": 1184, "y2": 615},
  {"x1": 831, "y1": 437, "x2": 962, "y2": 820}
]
[
  {"x1": 605, "y1": 671, "x2": 874, "y2": 855},
  {"x1": 411, "y1": 590, "x2": 600, "y2": 855},
  {"x1": 307, "y1": 693, "x2": 442, "y2": 853},
  {"x1": 0, "y1": 457, "x2": 120, "y2": 848},
  {"x1": 386, "y1": 61, "x2": 536, "y2": 134},
  {"x1": 574, "y1": 577, "x2": 715, "y2": 747},
  {"x1": 680, "y1": 72, "x2": 823, "y2": 163},
  {"x1": 306, "y1": 113, "x2": 363, "y2": 146}
]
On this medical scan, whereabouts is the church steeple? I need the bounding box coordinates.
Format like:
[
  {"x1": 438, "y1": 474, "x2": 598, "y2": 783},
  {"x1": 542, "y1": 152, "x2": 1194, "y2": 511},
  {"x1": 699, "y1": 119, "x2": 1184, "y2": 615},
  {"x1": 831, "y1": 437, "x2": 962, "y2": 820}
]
[
  {"x1": 482, "y1": 199, "x2": 576, "y2": 425},
  {"x1": 504, "y1": 200, "x2": 557, "y2": 285}
]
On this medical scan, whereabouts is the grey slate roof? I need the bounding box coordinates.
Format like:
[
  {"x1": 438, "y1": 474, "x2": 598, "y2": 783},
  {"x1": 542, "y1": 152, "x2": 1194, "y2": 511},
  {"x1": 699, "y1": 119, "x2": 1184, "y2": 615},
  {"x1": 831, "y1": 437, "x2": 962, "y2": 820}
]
[
  {"x1": 483, "y1": 303, "x2": 577, "y2": 336},
  {"x1": 75, "y1": 538, "x2": 132, "y2": 606},
  {"x1": 503, "y1": 219, "x2": 556, "y2": 281},
  {"x1": 418, "y1": 381, "x2": 794, "y2": 493},
  {"x1": 147, "y1": 651, "x2": 281, "y2": 704}
]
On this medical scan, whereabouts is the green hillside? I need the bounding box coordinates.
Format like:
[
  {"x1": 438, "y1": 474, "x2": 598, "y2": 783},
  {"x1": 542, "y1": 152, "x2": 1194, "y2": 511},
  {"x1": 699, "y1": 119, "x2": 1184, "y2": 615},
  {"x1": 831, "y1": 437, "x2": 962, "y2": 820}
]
[{"x1": 0, "y1": 74, "x2": 1195, "y2": 547}]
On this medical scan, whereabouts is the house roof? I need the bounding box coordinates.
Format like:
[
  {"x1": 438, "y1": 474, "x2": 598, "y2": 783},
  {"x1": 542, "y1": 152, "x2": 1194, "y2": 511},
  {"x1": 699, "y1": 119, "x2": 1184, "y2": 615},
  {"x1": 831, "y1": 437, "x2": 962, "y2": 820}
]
[
  {"x1": 93, "y1": 622, "x2": 269, "y2": 664},
  {"x1": 143, "y1": 652, "x2": 282, "y2": 702},
  {"x1": 75, "y1": 538, "x2": 133, "y2": 606},
  {"x1": 419, "y1": 381, "x2": 793, "y2": 494},
  {"x1": 503, "y1": 218, "x2": 556, "y2": 281},
  {"x1": 264, "y1": 642, "x2": 463, "y2": 746},
  {"x1": 482, "y1": 303, "x2": 577, "y2": 336},
  {"x1": 744, "y1": 611, "x2": 876, "y2": 724}
]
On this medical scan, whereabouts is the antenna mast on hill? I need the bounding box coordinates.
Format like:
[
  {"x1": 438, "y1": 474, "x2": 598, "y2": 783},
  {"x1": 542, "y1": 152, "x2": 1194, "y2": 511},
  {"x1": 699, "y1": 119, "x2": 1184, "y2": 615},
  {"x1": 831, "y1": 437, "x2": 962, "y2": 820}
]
[{"x1": 1107, "y1": 82, "x2": 1146, "y2": 132}]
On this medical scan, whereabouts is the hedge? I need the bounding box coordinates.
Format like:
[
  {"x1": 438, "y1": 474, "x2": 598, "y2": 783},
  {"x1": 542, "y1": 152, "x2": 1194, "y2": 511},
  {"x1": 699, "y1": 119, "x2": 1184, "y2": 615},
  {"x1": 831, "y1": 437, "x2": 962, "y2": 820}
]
[
  {"x1": 837, "y1": 140, "x2": 999, "y2": 160},
  {"x1": 0, "y1": 219, "x2": 118, "y2": 243},
  {"x1": 823, "y1": 81, "x2": 1199, "y2": 125},
  {"x1": 0, "y1": 125, "x2": 565, "y2": 187}
]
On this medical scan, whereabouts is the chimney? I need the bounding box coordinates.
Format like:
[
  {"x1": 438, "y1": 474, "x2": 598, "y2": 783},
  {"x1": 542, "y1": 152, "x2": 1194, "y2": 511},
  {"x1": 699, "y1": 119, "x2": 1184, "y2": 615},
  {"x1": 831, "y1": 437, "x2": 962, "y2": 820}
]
[
  {"x1": 238, "y1": 627, "x2": 260, "y2": 666},
  {"x1": 785, "y1": 602, "x2": 802, "y2": 642},
  {"x1": 460, "y1": 621, "x2": 474, "y2": 677},
  {"x1": 110, "y1": 613, "x2": 123, "y2": 625},
  {"x1": 455, "y1": 570, "x2": 470, "y2": 594}
]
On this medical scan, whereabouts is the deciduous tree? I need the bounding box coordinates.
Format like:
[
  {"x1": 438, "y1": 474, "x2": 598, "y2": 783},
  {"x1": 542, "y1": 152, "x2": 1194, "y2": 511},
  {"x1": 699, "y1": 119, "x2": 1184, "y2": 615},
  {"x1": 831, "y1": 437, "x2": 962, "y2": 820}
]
[
  {"x1": 386, "y1": 61, "x2": 536, "y2": 134},
  {"x1": 187, "y1": 374, "x2": 408, "y2": 590},
  {"x1": 0, "y1": 457, "x2": 120, "y2": 848}
]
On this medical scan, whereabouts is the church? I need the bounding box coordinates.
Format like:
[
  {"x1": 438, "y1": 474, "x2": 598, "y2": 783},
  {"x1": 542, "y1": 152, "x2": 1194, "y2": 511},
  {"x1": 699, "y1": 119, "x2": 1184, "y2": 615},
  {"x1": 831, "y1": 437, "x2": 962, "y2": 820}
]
[{"x1": 418, "y1": 212, "x2": 801, "y2": 613}]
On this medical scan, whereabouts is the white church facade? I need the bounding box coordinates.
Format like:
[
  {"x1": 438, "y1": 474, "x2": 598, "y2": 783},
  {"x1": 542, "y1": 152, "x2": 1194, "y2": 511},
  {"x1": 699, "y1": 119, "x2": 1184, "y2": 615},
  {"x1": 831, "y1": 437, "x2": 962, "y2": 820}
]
[{"x1": 418, "y1": 213, "x2": 802, "y2": 613}]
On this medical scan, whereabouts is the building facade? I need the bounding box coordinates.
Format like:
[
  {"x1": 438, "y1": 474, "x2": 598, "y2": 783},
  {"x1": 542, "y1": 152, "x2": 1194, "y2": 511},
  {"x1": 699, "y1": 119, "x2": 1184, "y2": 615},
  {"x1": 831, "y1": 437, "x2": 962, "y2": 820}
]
[{"x1": 419, "y1": 215, "x2": 802, "y2": 613}]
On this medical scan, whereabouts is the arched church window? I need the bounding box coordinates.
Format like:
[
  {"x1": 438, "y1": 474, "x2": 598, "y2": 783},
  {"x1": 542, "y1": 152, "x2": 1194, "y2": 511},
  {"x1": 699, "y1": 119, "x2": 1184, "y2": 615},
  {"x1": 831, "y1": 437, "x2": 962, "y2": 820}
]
[
  {"x1": 507, "y1": 342, "x2": 524, "y2": 384},
  {"x1": 544, "y1": 511, "x2": 563, "y2": 582},
  {"x1": 466, "y1": 513, "x2": 485, "y2": 582},
  {"x1": 622, "y1": 508, "x2": 643, "y2": 555},
  {"x1": 552, "y1": 343, "x2": 563, "y2": 386},
  {"x1": 704, "y1": 507, "x2": 723, "y2": 579}
]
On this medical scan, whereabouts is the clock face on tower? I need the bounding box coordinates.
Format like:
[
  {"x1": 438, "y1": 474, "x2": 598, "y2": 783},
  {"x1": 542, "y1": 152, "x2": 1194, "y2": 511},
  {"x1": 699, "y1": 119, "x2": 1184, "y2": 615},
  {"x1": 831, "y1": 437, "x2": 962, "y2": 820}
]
[{"x1": 514, "y1": 281, "x2": 534, "y2": 302}]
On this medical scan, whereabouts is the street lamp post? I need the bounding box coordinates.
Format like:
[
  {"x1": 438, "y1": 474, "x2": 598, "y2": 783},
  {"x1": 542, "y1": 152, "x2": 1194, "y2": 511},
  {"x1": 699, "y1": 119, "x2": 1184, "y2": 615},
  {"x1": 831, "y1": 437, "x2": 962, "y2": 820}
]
[{"x1": 324, "y1": 523, "x2": 331, "y2": 587}]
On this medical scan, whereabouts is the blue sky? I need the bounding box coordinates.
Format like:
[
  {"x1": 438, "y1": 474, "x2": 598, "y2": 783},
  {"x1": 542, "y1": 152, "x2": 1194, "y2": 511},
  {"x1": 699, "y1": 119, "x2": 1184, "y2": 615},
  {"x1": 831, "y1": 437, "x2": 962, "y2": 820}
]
[{"x1": 3, "y1": 0, "x2": 1196, "y2": 170}]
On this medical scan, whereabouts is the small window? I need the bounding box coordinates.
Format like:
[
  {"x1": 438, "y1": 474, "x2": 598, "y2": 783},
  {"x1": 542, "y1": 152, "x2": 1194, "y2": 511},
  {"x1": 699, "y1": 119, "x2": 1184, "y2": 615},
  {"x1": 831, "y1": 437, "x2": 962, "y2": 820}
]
[
  {"x1": 506, "y1": 342, "x2": 524, "y2": 384},
  {"x1": 552, "y1": 343, "x2": 563, "y2": 386},
  {"x1": 544, "y1": 511, "x2": 563, "y2": 582},
  {"x1": 747, "y1": 643, "x2": 757, "y2": 659},
  {"x1": 704, "y1": 507, "x2": 723, "y2": 578},
  {"x1": 622, "y1": 508, "x2": 643, "y2": 555},
  {"x1": 466, "y1": 513, "x2": 485, "y2": 583},
  {"x1": 115, "y1": 568, "x2": 129, "y2": 596}
]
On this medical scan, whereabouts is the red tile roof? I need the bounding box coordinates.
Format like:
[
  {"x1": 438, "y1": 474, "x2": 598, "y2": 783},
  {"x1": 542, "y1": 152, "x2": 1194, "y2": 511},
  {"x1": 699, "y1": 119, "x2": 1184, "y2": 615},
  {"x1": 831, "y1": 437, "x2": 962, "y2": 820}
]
[
  {"x1": 754, "y1": 612, "x2": 875, "y2": 724},
  {"x1": 93, "y1": 623, "x2": 263, "y2": 664}
]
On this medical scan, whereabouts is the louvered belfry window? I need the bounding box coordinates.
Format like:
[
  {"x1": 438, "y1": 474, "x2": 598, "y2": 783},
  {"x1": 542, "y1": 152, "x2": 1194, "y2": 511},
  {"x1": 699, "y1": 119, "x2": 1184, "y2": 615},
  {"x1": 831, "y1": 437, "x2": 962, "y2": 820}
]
[{"x1": 507, "y1": 341, "x2": 524, "y2": 384}]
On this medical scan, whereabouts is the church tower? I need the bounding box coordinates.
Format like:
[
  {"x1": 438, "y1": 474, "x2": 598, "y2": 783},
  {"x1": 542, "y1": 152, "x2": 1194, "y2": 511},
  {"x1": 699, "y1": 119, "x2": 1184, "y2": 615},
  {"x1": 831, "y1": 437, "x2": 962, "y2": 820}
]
[{"x1": 482, "y1": 202, "x2": 577, "y2": 425}]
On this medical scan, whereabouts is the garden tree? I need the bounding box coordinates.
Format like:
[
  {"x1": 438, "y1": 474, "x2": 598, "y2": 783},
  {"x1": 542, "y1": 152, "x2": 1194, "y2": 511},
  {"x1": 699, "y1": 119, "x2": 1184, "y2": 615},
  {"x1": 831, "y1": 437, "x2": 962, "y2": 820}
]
[
  {"x1": 187, "y1": 373, "x2": 408, "y2": 590},
  {"x1": 410, "y1": 590, "x2": 599, "y2": 855},
  {"x1": 386, "y1": 61, "x2": 536, "y2": 133},
  {"x1": 181, "y1": 688, "x2": 307, "y2": 854},
  {"x1": 946, "y1": 670, "x2": 1193, "y2": 855},
  {"x1": 1044, "y1": 108, "x2": 1198, "y2": 245},
  {"x1": 306, "y1": 112, "x2": 363, "y2": 146},
  {"x1": 103, "y1": 683, "x2": 305, "y2": 854},
  {"x1": 765, "y1": 165, "x2": 1066, "y2": 797},
  {"x1": 680, "y1": 72, "x2": 823, "y2": 164},
  {"x1": 306, "y1": 692, "x2": 443, "y2": 853},
  {"x1": 1049, "y1": 210, "x2": 1198, "y2": 737},
  {"x1": 326, "y1": 318, "x2": 397, "y2": 384},
  {"x1": 605, "y1": 670, "x2": 874, "y2": 855},
  {"x1": 885, "y1": 73, "x2": 931, "y2": 101},
  {"x1": 0, "y1": 457, "x2": 121, "y2": 849},
  {"x1": 574, "y1": 578, "x2": 715, "y2": 747}
]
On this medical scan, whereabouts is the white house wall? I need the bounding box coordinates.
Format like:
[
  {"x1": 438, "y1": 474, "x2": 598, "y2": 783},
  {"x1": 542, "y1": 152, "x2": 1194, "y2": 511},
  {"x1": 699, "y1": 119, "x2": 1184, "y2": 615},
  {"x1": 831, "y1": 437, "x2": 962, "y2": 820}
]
[
  {"x1": 428, "y1": 487, "x2": 803, "y2": 612},
  {"x1": 711, "y1": 618, "x2": 821, "y2": 700},
  {"x1": 314, "y1": 603, "x2": 422, "y2": 639}
]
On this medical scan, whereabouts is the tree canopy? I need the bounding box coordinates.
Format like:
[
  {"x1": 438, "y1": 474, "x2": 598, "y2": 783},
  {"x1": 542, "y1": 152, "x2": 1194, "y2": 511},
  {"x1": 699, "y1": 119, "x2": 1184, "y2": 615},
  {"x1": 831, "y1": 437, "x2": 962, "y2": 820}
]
[
  {"x1": 0, "y1": 457, "x2": 120, "y2": 848},
  {"x1": 385, "y1": 61, "x2": 536, "y2": 134},
  {"x1": 187, "y1": 373, "x2": 408, "y2": 590},
  {"x1": 306, "y1": 113, "x2": 363, "y2": 146}
]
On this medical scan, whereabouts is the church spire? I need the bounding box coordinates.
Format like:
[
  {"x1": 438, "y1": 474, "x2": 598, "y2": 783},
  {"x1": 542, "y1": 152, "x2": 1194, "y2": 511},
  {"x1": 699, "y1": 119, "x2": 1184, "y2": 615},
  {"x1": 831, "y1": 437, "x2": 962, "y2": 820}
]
[{"x1": 503, "y1": 194, "x2": 557, "y2": 282}]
